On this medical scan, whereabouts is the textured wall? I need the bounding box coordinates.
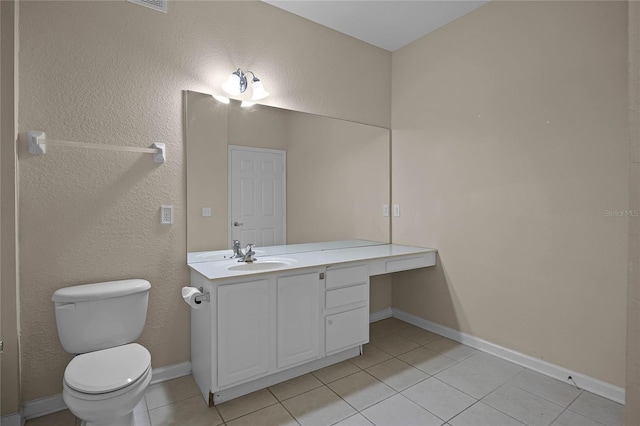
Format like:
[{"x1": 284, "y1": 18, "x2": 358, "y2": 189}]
[
  {"x1": 391, "y1": 1, "x2": 628, "y2": 387},
  {"x1": 18, "y1": 1, "x2": 390, "y2": 401}
]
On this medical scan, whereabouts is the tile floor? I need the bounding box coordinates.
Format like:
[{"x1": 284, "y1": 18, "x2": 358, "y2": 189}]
[{"x1": 26, "y1": 318, "x2": 624, "y2": 426}]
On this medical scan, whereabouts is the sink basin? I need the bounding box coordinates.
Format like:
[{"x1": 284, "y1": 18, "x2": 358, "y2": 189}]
[{"x1": 227, "y1": 259, "x2": 294, "y2": 271}]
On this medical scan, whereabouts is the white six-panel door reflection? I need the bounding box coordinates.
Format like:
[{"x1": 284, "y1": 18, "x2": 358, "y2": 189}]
[{"x1": 229, "y1": 145, "x2": 286, "y2": 248}]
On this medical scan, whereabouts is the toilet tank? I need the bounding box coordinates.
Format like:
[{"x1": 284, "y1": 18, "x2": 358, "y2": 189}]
[{"x1": 52, "y1": 279, "x2": 151, "y2": 354}]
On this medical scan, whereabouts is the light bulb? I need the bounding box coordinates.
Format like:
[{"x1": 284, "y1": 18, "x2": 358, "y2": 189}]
[{"x1": 251, "y1": 79, "x2": 269, "y2": 101}]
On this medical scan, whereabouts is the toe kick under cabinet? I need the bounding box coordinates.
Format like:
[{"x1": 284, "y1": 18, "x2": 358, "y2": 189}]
[{"x1": 187, "y1": 244, "x2": 436, "y2": 406}]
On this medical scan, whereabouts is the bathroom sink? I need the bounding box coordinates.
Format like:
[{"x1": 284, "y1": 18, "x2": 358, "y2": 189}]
[{"x1": 227, "y1": 259, "x2": 294, "y2": 271}]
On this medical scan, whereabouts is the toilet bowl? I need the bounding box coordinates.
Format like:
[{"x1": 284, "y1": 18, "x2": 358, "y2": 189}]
[
  {"x1": 62, "y1": 344, "x2": 151, "y2": 426},
  {"x1": 52, "y1": 279, "x2": 152, "y2": 426}
]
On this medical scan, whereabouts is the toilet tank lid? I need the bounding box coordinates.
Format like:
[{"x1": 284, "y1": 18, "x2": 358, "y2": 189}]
[{"x1": 52, "y1": 279, "x2": 151, "y2": 303}]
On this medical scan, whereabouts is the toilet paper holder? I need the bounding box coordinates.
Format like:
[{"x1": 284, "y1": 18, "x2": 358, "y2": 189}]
[{"x1": 194, "y1": 287, "x2": 210, "y2": 304}]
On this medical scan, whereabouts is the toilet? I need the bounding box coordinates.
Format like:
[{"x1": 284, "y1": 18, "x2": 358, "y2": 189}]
[{"x1": 52, "y1": 279, "x2": 152, "y2": 426}]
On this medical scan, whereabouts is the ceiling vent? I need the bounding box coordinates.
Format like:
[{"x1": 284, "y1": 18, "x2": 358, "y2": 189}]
[{"x1": 127, "y1": 0, "x2": 167, "y2": 13}]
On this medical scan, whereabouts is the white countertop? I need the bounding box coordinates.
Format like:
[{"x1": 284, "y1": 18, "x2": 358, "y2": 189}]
[
  {"x1": 187, "y1": 240, "x2": 385, "y2": 264},
  {"x1": 188, "y1": 243, "x2": 437, "y2": 281}
]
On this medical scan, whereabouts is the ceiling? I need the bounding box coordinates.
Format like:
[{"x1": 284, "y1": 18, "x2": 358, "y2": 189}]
[{"x1": 263, "y1": 1, "x2": 489, "y2": 52}]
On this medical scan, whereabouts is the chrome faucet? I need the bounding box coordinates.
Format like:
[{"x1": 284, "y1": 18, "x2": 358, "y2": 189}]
[
  {"x1": 232, "y1": 240, "x2": 257, "y2": 263},
  {"x1": 241, "y1": 244, "x2": 256, "y2": 263},
  {"x1": 232, "y1": 240, "x2": 244, "y2": 259}
]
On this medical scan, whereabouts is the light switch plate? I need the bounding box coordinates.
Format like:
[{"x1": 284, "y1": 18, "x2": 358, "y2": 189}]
[
  {"x1": 202, "y1": 207, "x2": 212, "y2": 217},
  {"x1": 383, "y1": 204, "x2": 389, "y2": 217},
  {"x1": 393, "y1": 204, "x2": 400, "y2": 217},
  {"x1": 161, "y1": 205, "x2": 173, "y2": 224}
]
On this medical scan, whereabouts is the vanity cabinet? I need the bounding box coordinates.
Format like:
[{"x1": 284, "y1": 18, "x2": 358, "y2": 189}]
[
  {"x1": 216, "y1": 271, "x2": 324, "y2": 388},
  {"x1": 188, "y1": 242, "x2": 437, "y2": 406},
  {"x1": 217, "y1": 279, "x2": 270, "y2": 387}
]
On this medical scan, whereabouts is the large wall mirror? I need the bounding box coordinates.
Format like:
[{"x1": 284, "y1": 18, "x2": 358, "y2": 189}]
[{"x1": 185, "y1": 90, "x2": 391, "y2": 261}]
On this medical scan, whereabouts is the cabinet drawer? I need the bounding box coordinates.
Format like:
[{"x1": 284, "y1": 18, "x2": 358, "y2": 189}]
[
  {"x1": 325, "y1": 265, "x2": 368, "y2": 290},
  {"x1": 326, "y1": 284, "x2": 368, "y2": 310},
  {"x1": 385, "y1": 256, "x2": 427, "y2": 273},
  {"x1": 325, "y1": 306, "x2": 369, "y2": 354}
]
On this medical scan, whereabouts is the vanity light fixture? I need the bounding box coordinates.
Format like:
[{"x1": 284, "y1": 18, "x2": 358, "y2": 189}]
[{"x1": 222, "y1": 68, "x2": 270, "y2": 101}]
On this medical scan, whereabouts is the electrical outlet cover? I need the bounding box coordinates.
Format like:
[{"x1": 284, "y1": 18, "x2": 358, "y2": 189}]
[{"x1": 161, "y1": 205, "x2": 173, "y2": 224}]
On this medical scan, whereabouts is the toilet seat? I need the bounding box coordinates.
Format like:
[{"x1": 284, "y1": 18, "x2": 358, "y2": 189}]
[{"x1": 64, "y1": 343, "x2": 151, "y2": 394}]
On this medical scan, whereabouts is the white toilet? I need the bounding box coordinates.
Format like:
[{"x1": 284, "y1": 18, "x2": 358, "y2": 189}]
[{"x1": 52, "y1": 279, "x2": 152, "y2": 426}]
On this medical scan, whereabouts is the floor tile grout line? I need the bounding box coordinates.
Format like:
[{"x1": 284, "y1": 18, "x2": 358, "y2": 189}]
[
  {"x1": 398, "y1": 386, "x2": 456, "y2": 425},
  {"x1": 266, "y1": 392, "x2": 303, "y2": 426},
  {"x1": 327, "y1": 370, "x2": 402, "y2": 414},
  {"x1": 312, "y1": 363, "x2": 362, "y2": 385},
  {"x1": 144, "y1": 381, "x2": 202, "y2": 411},
  {"x1": 217, "y1": 394, "x2": 282, "y2": 423},
  {"x1": 324, "y1": 382, "x2": 362, "y2": 421},
  {"x1": 430, "y1": 375, "x2": 483, "y2": 401},
  {"x1": 275, "y1": 382, "x2": 334, "y2": 404},
  {"x1": 447, "y1": 399, "x2": 526, "y2": 426},
  {"x1": 565, "y1": 408, "x2": 609, "y2": 426},
  {"x1": 270, "y1": 379, "x2": 326, "y2": 403},
  {"x1": 214, "y1": 404, "x2": 225, "y2": 426},
  {"x1": 504, "y1": 369, "x2": 585, "y2": 409},
  {"x1": 497, "y1": 382, "x2": 568, "y2": 410},
  {"x1": 478, "y1": 383, "x2": 570, "y2": 426}
]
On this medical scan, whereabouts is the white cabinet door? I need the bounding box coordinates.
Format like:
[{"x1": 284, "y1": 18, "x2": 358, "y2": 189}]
[
  {"x1": 277, "y1": 272, "x2": 320, "y2": 369},
  {"x1": 218, "y1": 279, "x2": 270, "y2": 387},
  {"x1": 325, "y1": 306, "x2": 369, "y2": 355}
]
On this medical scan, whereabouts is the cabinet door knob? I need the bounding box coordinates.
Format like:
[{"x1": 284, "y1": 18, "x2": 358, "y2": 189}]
[{"x1": 328, "y1": 319, "x2": 333, "y2": 325}]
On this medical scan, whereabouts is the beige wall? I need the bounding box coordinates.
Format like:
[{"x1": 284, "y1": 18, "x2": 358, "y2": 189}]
[
  {"x1": 626, "y1": 1, "x2": 640, "y2": 422},
  {"x1": 370, "y1": 275, "x2": 392, "y2": 314},
  {"x1": 391, "y1": 0, "x2": 628, "y2": 388},
  {"x1": 1, "y1": 0, "x2": 20, "y2": 416},
  {"x1": 18, "y1": 1, "x2": 390, "y2": 402}
]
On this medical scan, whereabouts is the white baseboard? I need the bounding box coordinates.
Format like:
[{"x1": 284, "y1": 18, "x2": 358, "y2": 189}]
[
  {"x1": 392, "y1": 308, "x2": 626, "y2": 405},
  {"x1": 150, "y1": 361, "x2": 192, "y2": 385},
  {"x1": 21, "y1": 394, "x2": 65, "y2": 420},
  {"x1": 0, "y1": 413, "x2": 23, "y2": 426},
  {"x1": 20, "y1": 361, "x2": 193, "y2": 420},
  {"x1": 369, "y1": 308, "x2": 393, "y2": 323}
]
